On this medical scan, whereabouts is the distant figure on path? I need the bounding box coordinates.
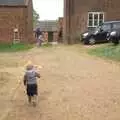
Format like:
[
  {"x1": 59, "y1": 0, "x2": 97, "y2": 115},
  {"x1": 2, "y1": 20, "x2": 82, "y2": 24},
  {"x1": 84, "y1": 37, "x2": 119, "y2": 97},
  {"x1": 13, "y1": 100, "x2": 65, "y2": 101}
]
[{"x1": 35, "y1": 28, "x2": 43, "y2": 46}]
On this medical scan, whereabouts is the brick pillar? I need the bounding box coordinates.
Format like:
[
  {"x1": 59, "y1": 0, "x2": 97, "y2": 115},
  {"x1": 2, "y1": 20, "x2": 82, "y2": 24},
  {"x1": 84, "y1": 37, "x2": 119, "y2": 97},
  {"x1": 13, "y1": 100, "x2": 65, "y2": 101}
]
[
  {"x1": 63, "y1": 0, "x2": 75, "y2": 44},
  {"x1": 63, "y1": 0, "x2": 70, "y2": 44}
]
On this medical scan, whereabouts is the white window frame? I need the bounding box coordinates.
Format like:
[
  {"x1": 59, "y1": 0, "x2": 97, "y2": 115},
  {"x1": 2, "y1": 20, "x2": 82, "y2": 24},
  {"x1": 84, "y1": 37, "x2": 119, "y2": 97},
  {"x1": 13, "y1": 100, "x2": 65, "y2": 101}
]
[{"x1": 87, "y1": 12, "x2": 104, "y2": 27}]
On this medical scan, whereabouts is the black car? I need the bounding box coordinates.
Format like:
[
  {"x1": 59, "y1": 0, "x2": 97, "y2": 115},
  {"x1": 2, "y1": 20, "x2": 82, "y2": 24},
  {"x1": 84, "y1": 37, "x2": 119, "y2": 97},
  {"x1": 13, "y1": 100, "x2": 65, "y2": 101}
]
[
  {"x1": 81, "y1": 21, "x2": 120, "y2": 45},
  {"x1": 109, "y1": 22, "x2": 120, "y2": 45}
]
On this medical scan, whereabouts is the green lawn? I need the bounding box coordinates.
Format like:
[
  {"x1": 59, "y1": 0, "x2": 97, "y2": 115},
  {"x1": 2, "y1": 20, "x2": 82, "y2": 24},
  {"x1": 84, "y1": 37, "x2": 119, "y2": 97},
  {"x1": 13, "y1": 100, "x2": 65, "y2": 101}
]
[
  {"x1": 0, "y1": 43, "x2": 33, "y2": 52},
  {"x1": 88, "y1": 44, "x2": 120, "y2": 61}
]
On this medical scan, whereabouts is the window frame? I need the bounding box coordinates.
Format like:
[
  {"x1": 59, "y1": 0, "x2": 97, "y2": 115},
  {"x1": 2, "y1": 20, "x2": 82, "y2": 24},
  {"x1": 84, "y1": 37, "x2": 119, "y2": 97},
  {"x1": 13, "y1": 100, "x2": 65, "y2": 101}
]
[{"x1": 87, "y1": 12, "x2": 105, "y2": 27}]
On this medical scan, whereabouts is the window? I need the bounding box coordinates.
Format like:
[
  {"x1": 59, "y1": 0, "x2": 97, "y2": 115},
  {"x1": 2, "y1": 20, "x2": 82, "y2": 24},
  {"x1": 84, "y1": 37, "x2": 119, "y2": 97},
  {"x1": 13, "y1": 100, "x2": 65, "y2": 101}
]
[
  {"x1": 113, "y1": 22, "x2": 120, "y2": 29},
  {"x1": 101, "y1": 24, "x2": 111, "y2": 31},
  {"x1": 88, "y1": 12, "x2": 104, "y2": 27}
]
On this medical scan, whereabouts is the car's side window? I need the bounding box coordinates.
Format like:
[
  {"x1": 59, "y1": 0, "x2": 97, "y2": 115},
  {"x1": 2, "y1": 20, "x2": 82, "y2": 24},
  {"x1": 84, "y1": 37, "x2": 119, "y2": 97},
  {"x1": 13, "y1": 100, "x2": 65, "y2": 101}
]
[
  {"x1": 101, "y1": 24, "x2": 111, "y2": 31},
  {"x1": 113, "y1": 23, "x2": 120, "y2": 29}
]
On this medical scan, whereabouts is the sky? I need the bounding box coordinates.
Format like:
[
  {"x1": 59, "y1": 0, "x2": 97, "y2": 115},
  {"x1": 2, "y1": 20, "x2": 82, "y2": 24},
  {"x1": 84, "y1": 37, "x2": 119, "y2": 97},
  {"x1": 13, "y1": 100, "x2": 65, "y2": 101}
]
[{"x1": 33, "y1": 0, "x2": 64, "y2": 20}]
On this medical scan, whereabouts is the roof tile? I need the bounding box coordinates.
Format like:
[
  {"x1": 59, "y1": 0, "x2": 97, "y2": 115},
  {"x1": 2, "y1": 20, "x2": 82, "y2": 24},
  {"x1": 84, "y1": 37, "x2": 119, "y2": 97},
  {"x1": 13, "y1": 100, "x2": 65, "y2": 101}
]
[{"x1": 0, "y1": 0, "x2": 26, "y2": 5}]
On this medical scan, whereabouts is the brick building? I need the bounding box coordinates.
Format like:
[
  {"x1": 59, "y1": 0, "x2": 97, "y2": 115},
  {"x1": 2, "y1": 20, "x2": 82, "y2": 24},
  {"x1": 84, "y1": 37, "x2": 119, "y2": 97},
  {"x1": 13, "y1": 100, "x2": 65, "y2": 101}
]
[
  {"x1": 64, "y1": 0, "x2": 120, "y2": 44},
  {"x1": 0, "y1": 0, "x2": 33, "y2": 43},
  {"x1": 35, "y1": 20, "x2": 58, "y2": 42}
]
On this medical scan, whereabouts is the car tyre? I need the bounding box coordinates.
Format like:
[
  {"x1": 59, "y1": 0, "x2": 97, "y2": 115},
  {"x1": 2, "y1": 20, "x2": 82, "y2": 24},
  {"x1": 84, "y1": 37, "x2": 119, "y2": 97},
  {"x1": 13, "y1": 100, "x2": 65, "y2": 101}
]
[
  {"x1": 112, "y1": 39, "x2": 120, "y2": 45},
  {"x1": 83, "y1": 40, "x2": 89, "y2": 45},
  {"x1": 88, "y1": 38, "x2": 96, "y2": 45}
]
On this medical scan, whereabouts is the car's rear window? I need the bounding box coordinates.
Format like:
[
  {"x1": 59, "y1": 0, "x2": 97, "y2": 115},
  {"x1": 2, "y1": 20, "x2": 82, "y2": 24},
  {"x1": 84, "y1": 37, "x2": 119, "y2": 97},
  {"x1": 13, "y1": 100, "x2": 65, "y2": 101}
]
[{"x1": 113, "y1": 22, "x2": 120, "y2": 29}]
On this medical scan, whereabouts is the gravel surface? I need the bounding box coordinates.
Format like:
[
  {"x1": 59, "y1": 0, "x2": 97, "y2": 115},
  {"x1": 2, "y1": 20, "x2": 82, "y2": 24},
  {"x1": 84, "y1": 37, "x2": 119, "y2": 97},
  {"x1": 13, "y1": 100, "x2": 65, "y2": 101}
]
[{"x1": 0, "y1": 45, "x2": 120, "y2": 120}]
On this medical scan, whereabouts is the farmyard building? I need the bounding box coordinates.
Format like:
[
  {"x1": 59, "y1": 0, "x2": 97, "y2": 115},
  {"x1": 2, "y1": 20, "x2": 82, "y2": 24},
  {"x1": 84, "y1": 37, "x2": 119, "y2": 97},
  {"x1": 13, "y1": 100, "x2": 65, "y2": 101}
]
[
  {"x1": 0, "y1": 0, "x2": 33, "y2": 43},
  {"x1": 63, "y1": 0, "x2": 120, "y2": 44}
]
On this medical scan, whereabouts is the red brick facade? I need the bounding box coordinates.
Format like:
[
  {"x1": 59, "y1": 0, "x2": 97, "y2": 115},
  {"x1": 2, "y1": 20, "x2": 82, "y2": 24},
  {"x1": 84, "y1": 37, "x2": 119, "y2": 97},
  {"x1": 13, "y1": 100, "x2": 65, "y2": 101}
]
[
  {"x1": 63, "y1": 0, "x2": 120, "y2": 44},
  {"x1": 26, "y1": 0, "x2": 34, "y2": 43},
  {"x1": 0, "y1": 0, "x2": 33, "y2": 43}
]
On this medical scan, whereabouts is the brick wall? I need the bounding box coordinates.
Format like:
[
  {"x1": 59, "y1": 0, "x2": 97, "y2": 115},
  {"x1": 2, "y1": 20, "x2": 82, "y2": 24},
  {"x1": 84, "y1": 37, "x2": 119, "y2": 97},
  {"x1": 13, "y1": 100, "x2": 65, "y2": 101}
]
[
  {"x1": 0, "y1": 1, "x2": 33, "y2": 44},
  {"x1": 0, "y1": 6, "x2": 27, "y2": 43},
  {"x1": 26, "y1": 0, "x2": 34, "y2": 43}
]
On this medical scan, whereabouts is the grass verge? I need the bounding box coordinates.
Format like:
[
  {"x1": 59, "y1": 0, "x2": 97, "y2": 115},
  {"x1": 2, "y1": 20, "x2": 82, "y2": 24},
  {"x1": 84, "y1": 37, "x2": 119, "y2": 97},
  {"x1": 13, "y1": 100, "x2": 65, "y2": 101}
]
[
  {"x1": 0, "y1": 43, "x2": 33, "y2": 52},
  {"x1": 88, "y1": 44, "x2": 120, "y2": 61}
]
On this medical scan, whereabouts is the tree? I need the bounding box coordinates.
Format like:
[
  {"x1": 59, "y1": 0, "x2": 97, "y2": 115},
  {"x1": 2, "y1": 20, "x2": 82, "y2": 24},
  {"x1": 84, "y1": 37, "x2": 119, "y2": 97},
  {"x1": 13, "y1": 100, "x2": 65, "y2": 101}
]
[{"x1": 33, "y1": 9, "x2": 40, "y2": 27}]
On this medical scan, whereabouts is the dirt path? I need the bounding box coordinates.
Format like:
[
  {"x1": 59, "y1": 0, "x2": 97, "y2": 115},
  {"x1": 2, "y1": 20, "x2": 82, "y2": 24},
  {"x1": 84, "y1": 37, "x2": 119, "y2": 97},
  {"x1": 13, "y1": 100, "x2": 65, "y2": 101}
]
[{"x1": 0, "y1": 45, "x2": 120, "y2": 120}]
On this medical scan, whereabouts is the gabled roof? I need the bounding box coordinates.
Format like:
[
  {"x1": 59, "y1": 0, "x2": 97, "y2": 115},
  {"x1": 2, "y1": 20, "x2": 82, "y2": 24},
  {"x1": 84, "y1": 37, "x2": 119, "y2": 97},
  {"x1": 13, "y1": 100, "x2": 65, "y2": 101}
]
[
  {"x1": 0, "y1": 0, "x2": 29, "y2": 6},
  {"x1": 35, "y1": 20, "x2": 58, "y2": 32}
]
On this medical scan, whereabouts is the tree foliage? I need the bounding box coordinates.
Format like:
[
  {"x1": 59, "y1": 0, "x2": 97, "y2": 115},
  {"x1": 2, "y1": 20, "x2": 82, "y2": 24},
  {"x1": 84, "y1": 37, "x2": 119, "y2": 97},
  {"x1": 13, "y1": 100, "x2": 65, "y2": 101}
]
[{"x1": 33, "y1": 9, "x2": 39, "y2": 27}]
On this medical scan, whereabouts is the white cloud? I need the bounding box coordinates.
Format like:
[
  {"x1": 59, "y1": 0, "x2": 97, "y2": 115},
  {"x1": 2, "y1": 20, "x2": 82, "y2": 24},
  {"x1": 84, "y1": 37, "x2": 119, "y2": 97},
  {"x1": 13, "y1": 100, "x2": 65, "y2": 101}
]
[{"x1": 33, "y1": 0, "x2": 63, "y2": 20}]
